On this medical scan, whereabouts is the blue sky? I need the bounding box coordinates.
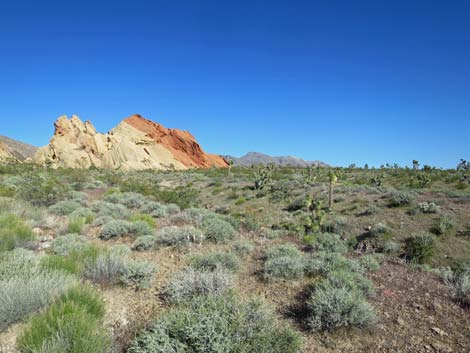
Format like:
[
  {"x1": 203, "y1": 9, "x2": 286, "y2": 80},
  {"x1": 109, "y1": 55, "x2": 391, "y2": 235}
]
[{"x1": 0, "y1": 0, "x2": 468, "y2": 168}]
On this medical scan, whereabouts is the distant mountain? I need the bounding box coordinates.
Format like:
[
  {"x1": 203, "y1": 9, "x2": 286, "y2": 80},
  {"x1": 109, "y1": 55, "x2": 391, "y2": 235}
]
[
  {"x1": 224, "y1": 152, "x2": 328, "y2": 167},
  {"x1": 0, "y1": 135, "x2": 38, "y2": 161}
]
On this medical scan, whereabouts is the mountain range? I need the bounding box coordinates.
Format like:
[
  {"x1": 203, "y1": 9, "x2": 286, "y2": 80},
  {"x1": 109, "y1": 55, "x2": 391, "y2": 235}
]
[
  {"x1": 224, "y1": 152, "x2": 328, "y2": 167},
  {"x1": 0, "y1": 115, "x2": 327, "y2": 169}
]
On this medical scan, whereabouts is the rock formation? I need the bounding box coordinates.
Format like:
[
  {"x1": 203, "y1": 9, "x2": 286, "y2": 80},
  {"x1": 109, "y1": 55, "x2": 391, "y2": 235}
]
[
  {"x1": 0, "y1": 142, "x2": 13, "y2": 160},
  {"x1": 34, "y1": 114, "x2": 228, "y2": 170}
]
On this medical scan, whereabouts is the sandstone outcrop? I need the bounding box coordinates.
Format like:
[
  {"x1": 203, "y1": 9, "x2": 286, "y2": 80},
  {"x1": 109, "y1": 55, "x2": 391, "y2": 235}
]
[
  {"x1": 34, "y1": 114, "x2": 228, "y2": 170},
  {"x1": 0, "y1": 142, "x2": 16, "y2": 161}
]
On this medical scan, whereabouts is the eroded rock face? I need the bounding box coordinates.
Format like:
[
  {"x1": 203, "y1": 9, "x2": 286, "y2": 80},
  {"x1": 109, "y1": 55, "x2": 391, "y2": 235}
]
[
  {"x1": 34, "y1": 114, "x2": 228, "y2": 170},
  {"x1": 0, "y1": 142, "x2": 16, "y2": 161}
]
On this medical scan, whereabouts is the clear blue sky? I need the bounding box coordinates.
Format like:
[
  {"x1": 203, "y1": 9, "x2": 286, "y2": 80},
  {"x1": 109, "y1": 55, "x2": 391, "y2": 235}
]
[{"x1": 1, "y1": 1, "x2": 468, "y2": 168}]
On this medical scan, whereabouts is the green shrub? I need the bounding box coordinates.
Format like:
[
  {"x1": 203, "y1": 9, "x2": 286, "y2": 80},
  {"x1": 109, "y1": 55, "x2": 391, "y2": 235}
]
[
  {"x1": 264, "y1": 256, "x2": 305, "y2": 280},
  {"x1": 17, "y1": 286, "x2": 110, "y2": 353},
  {"x1": 202, "y1": 216, "x2": 236, "y2": 243},
  {"x1": 120, "y1": 260, "x2": 156, "y2": 290},
  {"x1": 69, "y1": 207, "x2": 93, "y2": 221},
  {"x1": 432, "y1": 214, "x2": 455, "y2": 235},
  {"x1": 447, "y1": 270, "x2": 470, "y2": 307},
  {"x1": 307, "y1": 280, "x2": 377, "y2": 331},
  {"x1": 17, "y1": 175, "x2": 67, "y2": 207},
  {"x1": 156, "y1": 226, "x2": 203, "y2": 247},
  {"x1": 40, "y1": 255, "x2": 81, "y2": 275},
  {"x1": 50, "y1": 200, "x2": 81, "y2": 215},
  {"x1": 99, "y1": 220, "x2": 131, "y2": 240},
  {"x1": 67, "y1": 217, "x2": 86, "y2": 234},
  {"x1": 405, "y1": 233, "x2": 437, "y2": 264},
  {"x1": 91, "y1": 215, "x2": 113, "y2": 227},
  {"x1": 164, "y1": 267, "x2": 234, "y2": 303},
  {"x1": 388, "y1": 191, "x2": 415, "y2": 207},
  {"x1": 132, "y1": 235, "x2": 156, "y2": 251},
  {"x1": 0, "y1": 213, "x2": 34, "y2": 252},
  {"x1": 190, "y1": 252, "x2": 240, "y2": 272},
  {"x1": 129, "y1": 294, "x2": 301, "y2": 353},
  {"x1": 130, "y1": 213, "x2": 157, "y2": 229}
]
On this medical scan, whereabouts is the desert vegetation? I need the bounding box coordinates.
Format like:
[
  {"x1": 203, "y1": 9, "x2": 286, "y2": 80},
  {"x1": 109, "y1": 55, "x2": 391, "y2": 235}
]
[{"x1": 0, "y1": 161, "x2": 469, "y2": 352}]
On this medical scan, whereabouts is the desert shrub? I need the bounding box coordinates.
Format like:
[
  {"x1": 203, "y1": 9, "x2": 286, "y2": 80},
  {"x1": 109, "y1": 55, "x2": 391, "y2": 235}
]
[
  {"x1": 418, "y1": 201, "x2": 439, "y2": 214},
  {"x1": 325, "y1": 270, "x2": 375, "y2": 298},
  {"x1": 165, "y1": 203, "x2": 181, "y2": 215},
  {"x1": 432, "y1": 214, "x2": 455, "y2": 235},
  {"x1": 304, "y1": 252, "x2": 363, "y2": 276},
  {"x1": 69, "y1": 207, "x2": 93, "y2": 221},
  {"x1": 388, "y1": 191, "x2": 415, "y2": 207},
  {"x1": 307, "y1": 280, "x2": 377, "y2": 331},
  {"x1": 0, "y1": 213, "x2": 34, "y2": 252},
  {"x1": 263, "y1": 229, "x2": 288, "y2": 239},
  {"x1": 17, "y1": 286, "x2": 110, "y2": 353},
  {"x1": 405, "y1": 233, "x2": 437, "y2": 264},
  {"x1": 232, "y1": 240, "x2": 254, "y2": 256},
  {"x1": 92, "y1": 201, "x2": 128, "y2": 219},
  {"x1": 131, "y1": 220, "x2": 155, "y2": 237},
  {"x1": 382, "y1": 240, "x2": 400, "y2": 253},
  {"x1": 0, "y1": 249, "x2": 77, "y2": 331},
  {"x1": 312, "y1": 233, "x2": 347, "y2": 254},
  {"x1": 130, "y1": 213, "x2": 156, "y2": 229},
  {"x1": 51, "y1": 234, "x2": 87, "y2": 256},
  {"x1": 141, "y1": 201, "x2": 167, "y2": 218},
  {"x1": 265, "y1": 244, "x2": 301, "y2": 260},
  {"x1": 104, "y1": 192, "x2": 146, "y2": 209},
  {"x1": 91, "y1": 215, "x2": 113, "y2": 227},
  {"x1": 84, "y1": 251, "x2": 127, "y2": 285},
  {"x1": 201, "y1": 216, "x2": 236, "y2": 243},
  {"x1": 66, "y1": 191, "x2": 88, "y2": 204},
  {"x1": 164, "y1": 267, "x2": 234, "y2": 303},
  {"x1": 447, "y1": 270, "x2": 470, "y2": 307},
  {"x1": 132, "y1": 235, "x2": 156, "y2": 251},
  {"x1": 67, "y1": 217, "x2": 86, "y2": 234},
  {"x1": 360, "y1": 254, "x2": 383, "y2": 272},
  {"x1": 190, "y1": 252, "x2": 240, "y2": 272},
  {"x1": 50, "y1": 200, "x2": 81, "y2": 215},
  {"x1": 369, "y1": 223, "x2": 393, "y2": 237},
  {"x1": 128, "y1": 294, "x2": 301, "y2": 353},
  {"x1": 264, "y1": 255, "x2": 305, "y2": 280},
  {"x1": 16, "y1": 175, "x2": 68, "y2": 207},
  {"x1": 99, "y1": 220, "x2": 132, "y2": 240},
  {"x1": 120, "y1": 260, "x2": 156, "y2": 290},
  {"x1": 155, "y1": 226, "x2": 203, "y2": 247}
]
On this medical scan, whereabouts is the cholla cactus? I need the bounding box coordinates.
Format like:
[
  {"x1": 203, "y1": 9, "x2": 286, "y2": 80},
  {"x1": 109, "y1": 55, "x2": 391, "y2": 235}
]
[
  {"x1": 370, "y1": 173, "x2": 384, "y2": 186},
  {"x1": 303, "y1": 166, "x2": 318, "y2": 186},
  {"x1": 252, "y1": 164, "x2": 274, "y2": 190},
  {"x1": 416, "y1": 173, "x2": 431, "y2": 188}
]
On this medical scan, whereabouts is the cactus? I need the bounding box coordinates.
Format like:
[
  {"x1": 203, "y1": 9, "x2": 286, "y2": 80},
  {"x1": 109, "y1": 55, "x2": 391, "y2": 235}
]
[
  {"x1": 226, "y1": 159, "x2": 234, "y2": 177},
  {"x1": 303, "y1": 166, "x2": 318, "y2": 186},
  {"x1": 370, "y1": 173, "x2": 384, "y2": 186},
  {"x1": 252, "y1": 164, "x2": 274, "y2": 190}
]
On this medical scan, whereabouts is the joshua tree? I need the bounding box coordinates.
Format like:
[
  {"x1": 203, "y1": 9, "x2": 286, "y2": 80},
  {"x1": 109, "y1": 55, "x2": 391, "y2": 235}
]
[
  {"x1": 364, "y1": 163, "x2": 369, "y2": 169},
  {"x1": 328, "y1": 170, "x2": 337, "y2": 210},
  {"x1": 227, "y1": 159, "x2": 234, "y2": 177},
  {"x1": 412, "y1": 160, "x2": 420, "y2": 170},
  {"x1": 303, "y1": 165, "x2": 318, "y2": 186}
]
